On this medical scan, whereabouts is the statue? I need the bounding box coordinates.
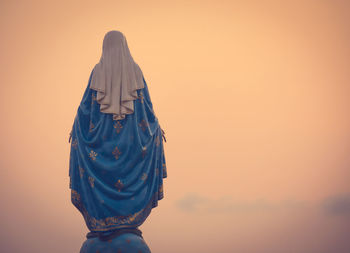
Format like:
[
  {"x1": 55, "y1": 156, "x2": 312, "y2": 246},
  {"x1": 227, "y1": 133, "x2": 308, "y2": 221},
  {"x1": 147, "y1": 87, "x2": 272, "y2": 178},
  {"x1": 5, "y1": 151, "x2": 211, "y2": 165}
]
[{"x1": 68, "y1": 30, "x2": 167, "y2": 252}]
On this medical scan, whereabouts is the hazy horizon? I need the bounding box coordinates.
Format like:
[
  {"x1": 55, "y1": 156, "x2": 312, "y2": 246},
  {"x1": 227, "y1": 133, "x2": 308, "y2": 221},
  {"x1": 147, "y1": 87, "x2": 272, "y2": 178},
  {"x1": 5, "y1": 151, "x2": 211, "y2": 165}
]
[{"x1": 1, "y1": 0, "x2": 350, "y2": 252}]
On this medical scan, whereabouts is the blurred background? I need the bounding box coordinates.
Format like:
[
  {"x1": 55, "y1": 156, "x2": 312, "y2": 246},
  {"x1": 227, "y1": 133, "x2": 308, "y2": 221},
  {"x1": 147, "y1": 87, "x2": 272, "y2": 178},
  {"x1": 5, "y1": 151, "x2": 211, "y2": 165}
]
[{"x1": 1, "y1": 0, "x2": 349, "y2": 252}]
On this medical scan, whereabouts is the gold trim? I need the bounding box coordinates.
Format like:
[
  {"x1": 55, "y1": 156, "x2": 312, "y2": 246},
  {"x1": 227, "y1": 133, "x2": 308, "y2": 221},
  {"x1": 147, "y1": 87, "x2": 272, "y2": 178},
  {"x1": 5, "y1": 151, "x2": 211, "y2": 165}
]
[{"x1": 70, "y1": 188, "x2": 156, "y2": 231}]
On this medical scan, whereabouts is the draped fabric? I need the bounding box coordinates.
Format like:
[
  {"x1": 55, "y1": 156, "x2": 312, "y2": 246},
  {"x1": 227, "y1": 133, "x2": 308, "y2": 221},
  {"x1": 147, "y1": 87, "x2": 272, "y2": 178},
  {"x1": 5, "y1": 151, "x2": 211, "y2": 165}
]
[
  {"x1": 90, "y1": 30, "x2": 145, "y2": 120},
  {"x1": 69, "y1": 69, "x2": 167, "y2": 232}
]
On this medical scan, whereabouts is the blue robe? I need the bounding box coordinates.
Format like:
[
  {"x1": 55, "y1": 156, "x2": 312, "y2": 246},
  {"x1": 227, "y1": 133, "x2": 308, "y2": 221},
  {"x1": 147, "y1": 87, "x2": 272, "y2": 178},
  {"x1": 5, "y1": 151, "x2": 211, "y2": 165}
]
[{"x1": 69, "y1": 69, "x2": 167, "y2": 233}]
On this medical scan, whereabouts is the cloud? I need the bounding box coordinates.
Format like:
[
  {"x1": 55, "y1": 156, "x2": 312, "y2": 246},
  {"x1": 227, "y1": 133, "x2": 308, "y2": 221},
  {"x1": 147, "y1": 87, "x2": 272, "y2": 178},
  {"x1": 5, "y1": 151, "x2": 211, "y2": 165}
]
[
  {"x1": 176, "y1": 192, "x2": 209, "y2": 212},
  {"x1": 322, "y1": 194, "x2": 350, "y2": 216},
  {"x1": 176, "y1": 192, "x2": 305, "y2": 214}
]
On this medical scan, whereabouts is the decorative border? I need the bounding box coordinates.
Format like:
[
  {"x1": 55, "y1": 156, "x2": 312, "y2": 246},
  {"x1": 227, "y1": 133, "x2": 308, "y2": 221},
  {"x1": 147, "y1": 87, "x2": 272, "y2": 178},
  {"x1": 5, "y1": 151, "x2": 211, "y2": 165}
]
[{"x1": 71, "y1": 187, "x2": 162, "y2": 232}]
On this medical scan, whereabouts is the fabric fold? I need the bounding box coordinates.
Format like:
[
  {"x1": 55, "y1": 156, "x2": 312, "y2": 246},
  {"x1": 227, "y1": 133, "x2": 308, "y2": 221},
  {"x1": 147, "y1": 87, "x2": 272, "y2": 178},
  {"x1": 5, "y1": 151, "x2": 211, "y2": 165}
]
[
  {"x1": 90, "y1": 30, "x2": 144, "y2": 121},
  {"x1": 69, "y1": 68, "x2": 167, "y2": 232}
]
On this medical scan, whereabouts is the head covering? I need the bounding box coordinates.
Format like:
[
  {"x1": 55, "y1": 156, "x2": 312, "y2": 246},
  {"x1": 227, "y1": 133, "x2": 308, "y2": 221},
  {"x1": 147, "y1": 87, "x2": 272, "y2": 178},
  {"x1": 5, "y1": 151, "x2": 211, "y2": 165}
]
[
  {"x1": 68, "y1": 31, "x2": 167, "y2": 233},
  {"x1": 90, "y1": 30, "x2": 144, "y2": 120}
]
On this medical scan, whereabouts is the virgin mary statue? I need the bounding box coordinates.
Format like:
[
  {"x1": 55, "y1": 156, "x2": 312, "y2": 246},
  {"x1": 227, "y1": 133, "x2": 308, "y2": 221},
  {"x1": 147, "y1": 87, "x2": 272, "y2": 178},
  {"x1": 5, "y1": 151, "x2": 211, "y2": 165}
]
[{"x1": 68, "y1": 30, "x2": 167, "y2": 253}]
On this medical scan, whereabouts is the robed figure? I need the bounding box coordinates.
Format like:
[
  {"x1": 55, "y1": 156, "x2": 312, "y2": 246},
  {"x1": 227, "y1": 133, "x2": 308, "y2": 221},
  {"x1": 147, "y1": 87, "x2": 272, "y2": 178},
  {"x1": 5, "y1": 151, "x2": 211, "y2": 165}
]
[{"x1": 68, "y1": 30, "x2": 167, "y2": 252}]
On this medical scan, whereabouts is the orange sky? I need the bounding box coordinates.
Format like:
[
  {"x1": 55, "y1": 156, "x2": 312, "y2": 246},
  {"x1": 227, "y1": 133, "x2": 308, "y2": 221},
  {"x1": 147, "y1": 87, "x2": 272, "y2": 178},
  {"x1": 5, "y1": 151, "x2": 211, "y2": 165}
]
[{"x1": 1, "y1": 0, "x2": 350, "y2": 252}]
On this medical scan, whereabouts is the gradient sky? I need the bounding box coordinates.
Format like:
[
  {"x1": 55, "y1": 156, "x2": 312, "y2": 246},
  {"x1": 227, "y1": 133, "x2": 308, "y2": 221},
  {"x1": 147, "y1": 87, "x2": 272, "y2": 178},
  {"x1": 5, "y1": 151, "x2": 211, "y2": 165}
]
[{"x1": 1, "y1": 0, "x2": 350, "y2": 252}]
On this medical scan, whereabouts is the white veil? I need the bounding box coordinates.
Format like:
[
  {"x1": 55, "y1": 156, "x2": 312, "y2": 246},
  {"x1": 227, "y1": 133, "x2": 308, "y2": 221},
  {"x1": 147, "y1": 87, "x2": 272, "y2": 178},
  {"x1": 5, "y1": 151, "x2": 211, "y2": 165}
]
[{"x1": 90, "y1": 30, "x2": 144, "y2": 120}]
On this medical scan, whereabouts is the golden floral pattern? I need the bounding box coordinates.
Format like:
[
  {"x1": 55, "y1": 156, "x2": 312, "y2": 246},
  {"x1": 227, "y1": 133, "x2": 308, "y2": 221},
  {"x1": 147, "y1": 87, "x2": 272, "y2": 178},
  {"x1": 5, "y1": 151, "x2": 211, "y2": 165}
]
[
  {"x1": 138, "y1": 119, "x2": 148, "y2": 132},
  {"x1": 112, "y1": 146, "x2": 122, "y2": 160},
  {"x1": 88, "y1": 176, "x2": 95, "y2": 188},
  {"x1": 89, "y1": 150, "x2": 98, "y2": 160},
  {"x1": 140, "y1": 172, "x2": 148, "y2": 181},
  {"x1": 71, "y1": 138, "x2": 78, "y2": 149},
  {"x1": 114, "y1": 179, "x2": 124, "y2": 192},
  {"x1": 79, "y1": 166, "x2": 84, "y2": 178},
  {"x1": 113, "y1": 121, "x2": 123, "y2": 134}
]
